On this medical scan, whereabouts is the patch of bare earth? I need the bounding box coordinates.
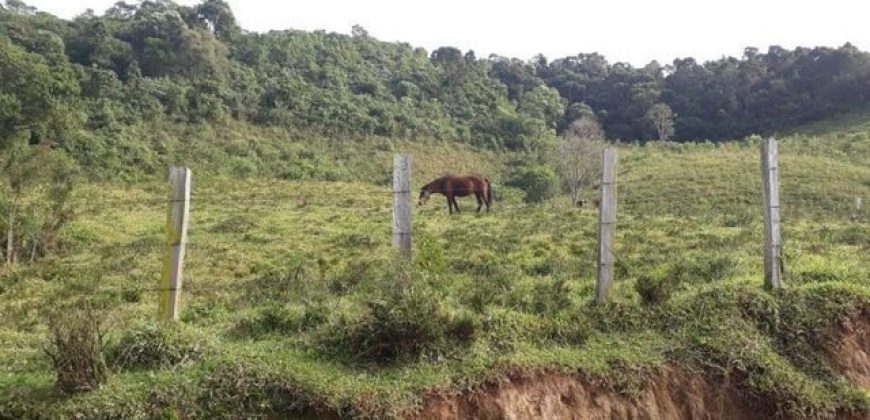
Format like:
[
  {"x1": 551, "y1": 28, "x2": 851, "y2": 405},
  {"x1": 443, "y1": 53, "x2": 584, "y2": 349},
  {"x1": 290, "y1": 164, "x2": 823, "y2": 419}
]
[
  {"x1": 829, "y1": 311, "x2": 870, "y2": 389},
  {"x1": 417, "y1": 367, "x2": 771, "y2": 420}
]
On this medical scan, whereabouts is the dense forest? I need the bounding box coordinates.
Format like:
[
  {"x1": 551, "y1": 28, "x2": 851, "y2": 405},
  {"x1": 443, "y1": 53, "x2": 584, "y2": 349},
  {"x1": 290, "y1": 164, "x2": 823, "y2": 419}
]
[{"x1": 2, "y1": 0, "x2": 870, "y2": 162}]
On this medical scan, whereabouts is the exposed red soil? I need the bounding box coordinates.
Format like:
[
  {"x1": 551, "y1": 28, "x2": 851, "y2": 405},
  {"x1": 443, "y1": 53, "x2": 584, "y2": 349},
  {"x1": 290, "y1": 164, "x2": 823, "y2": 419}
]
[
  {"x1": 415, "y1": 313, "x2": 870, "y2": 420},
  {"x1": 828, "y1": 311, "x2": 870, "y2": 389},
  {"x1": 416, "y1": 367, "x2": 770, "y2": 420}
]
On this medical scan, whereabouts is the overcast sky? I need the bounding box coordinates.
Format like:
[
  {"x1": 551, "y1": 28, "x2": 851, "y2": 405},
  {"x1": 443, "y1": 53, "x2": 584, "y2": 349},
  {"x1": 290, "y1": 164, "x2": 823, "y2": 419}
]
[{"x1": 23, "y1": 0, "x2": 870, "y2": 66}]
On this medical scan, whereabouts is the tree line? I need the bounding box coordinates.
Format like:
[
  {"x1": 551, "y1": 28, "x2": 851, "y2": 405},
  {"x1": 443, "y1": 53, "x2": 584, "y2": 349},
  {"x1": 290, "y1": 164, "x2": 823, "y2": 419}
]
[{"x1": 3, "y1": 0, "x2": 870, "y2": 156}]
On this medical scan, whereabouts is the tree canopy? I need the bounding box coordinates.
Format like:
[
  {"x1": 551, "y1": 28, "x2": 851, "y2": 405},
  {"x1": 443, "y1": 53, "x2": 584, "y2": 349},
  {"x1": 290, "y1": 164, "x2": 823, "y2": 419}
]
[{"x1": 1, "y1": 0, "x2": 869, "y2": 172}]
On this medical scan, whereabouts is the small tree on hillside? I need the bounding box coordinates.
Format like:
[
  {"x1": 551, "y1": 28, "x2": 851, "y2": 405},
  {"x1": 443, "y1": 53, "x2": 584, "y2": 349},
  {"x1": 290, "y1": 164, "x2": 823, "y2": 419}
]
[
  {"x1": 2, "y1": 144, "x2": 77, "y2": 265},
  {"x1": 556, "y1": 115, "x2": 604, "y2": 207},
  {"x1": 646, "y1": 103, "x2": 675, "y2": 141}
]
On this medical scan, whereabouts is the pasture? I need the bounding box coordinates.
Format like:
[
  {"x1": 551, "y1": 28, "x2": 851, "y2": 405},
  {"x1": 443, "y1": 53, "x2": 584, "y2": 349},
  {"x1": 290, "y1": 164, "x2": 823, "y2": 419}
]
[{"x1": 0, "y1": 131, "x2": 868, "y2": 418}]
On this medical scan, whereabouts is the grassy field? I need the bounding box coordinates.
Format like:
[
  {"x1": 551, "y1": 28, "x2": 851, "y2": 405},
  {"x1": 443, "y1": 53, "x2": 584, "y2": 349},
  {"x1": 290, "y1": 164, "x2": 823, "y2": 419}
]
[{"x1": 0, "y1": 123, "x2": 868, "y2": 418}]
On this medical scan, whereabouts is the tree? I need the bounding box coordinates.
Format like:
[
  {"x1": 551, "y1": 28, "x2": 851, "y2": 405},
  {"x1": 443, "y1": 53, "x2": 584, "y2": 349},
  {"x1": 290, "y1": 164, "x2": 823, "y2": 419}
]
[
  {"x1": 518, "y1": 85, "x2": 565, "y2": 131},
  {"x1": 556, "y1": 115, "x2": 604, "y2": 206},
  {"x1": 0, "y1": 37, "x2": 79, "y2": 149},
  {"x1": 505, "y1": 164, "x2": 560, "y2": 203},
  {"x1": 646, "y1": 103, "x2": 675, "y2": 141},
  {"x1": 0, "y1": 35, "x2": 79, "y2": 265},
  {"x1": 351, "y1": 24, "x2": 369, "y2": 38},
  {"x1": 2, "y1": 144, "x2": 77, "y2": 265},
  {"x1": 193, "y1": 0, "x2": 239, "y2": 40}
]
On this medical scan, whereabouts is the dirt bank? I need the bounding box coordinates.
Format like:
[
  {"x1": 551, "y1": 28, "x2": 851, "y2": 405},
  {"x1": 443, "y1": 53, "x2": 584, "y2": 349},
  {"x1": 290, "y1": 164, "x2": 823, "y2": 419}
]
[
  {"x1": 829, "y1": 311, "x2": 870, "y2": 389},
  {"x1": 417, "y1": 313, "x2": 870, "y2": 420},
  {"x1": 417, "y1": 367, "x2": 769, "y2": 420}
]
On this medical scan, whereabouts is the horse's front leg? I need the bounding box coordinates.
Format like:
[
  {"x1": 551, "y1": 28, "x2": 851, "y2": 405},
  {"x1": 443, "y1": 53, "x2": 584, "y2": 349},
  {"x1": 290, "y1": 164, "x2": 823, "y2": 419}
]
[{"x1": 451, "y1": 196, "x2": 461, "y2": 213}]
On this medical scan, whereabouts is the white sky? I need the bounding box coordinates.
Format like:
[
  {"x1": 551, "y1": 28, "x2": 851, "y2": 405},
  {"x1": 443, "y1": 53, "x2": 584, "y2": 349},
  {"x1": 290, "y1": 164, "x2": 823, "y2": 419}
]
[{"x1": 22, "y1": 0, "x2": 870, "y2": 66}]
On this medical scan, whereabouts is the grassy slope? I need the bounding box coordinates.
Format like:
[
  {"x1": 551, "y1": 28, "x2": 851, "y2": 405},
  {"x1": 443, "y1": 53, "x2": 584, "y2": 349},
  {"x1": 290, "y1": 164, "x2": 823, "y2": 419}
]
[{"x1": 0, "y1": 120, "x2": 868, "y2": 418}]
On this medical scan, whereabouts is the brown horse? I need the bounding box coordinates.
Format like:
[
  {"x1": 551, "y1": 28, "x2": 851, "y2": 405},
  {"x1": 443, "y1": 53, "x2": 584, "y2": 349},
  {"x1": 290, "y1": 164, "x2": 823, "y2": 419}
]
[{"x1": 418, "y1": 175, "x2": 492, "y2": 214}]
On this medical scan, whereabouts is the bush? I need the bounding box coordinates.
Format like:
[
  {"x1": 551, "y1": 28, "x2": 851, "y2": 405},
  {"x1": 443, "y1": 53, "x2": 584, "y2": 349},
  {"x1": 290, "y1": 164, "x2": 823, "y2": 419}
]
[
  {"x1": 44, "y1": 309, "x2": 108, "y2": 394},
  {"x1": 505, "y1": 164, "x2": 560, "y2": 203},
  {"x1": 324, "y1": 286, "x2": 475, "y2": 365},
  {"x1": 108, "y1": 323, "x2": 208, "y2": 370}
]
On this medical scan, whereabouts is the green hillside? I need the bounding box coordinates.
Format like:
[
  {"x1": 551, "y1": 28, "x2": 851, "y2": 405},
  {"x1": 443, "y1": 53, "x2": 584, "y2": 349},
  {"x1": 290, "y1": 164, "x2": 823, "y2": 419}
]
[{"x1": 1, "y1": 122, "x2": 867, "y2": 417}]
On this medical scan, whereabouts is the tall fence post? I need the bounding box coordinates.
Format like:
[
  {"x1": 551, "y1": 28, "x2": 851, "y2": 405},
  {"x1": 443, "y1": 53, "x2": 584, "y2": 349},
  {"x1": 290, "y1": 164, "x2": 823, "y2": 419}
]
[
  {"x1": 595, "y1": 148, "x2": 617, "y2": 303},
  {"x1": 760, "y1": 138, "x2": 784, "y2": 289},
  {"x1": 160, "y1": 167, "x2": 191, "y2": 321},
  {"x1": 392, "y1": 154, "x2": 412, "y2": 257}
]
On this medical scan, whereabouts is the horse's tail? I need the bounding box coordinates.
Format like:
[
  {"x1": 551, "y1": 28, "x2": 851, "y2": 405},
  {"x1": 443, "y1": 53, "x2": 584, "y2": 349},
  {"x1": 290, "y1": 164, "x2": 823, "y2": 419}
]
[{"x1": 485, "y1": 178, "x2": 493, "y2": 206}]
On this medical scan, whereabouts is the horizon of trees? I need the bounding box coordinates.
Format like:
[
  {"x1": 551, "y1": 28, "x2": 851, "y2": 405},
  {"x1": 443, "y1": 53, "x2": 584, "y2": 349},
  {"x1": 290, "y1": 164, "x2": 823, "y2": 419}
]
[{"x1": 1, "y1": 0, "x2": 869, "y2": 159}]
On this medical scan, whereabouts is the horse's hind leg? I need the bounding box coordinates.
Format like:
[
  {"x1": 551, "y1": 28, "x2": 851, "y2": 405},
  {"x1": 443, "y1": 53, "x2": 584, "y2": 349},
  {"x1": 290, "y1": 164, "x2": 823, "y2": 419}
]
[{"x1": 475, "y1": 193, "x2": 483, "y2": 213}]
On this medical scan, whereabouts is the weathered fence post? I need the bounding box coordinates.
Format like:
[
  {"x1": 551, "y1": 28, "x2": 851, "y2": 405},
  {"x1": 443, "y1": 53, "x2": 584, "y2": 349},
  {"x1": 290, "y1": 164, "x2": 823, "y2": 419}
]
[
  {"x1": 392, "y1": 154, "x2": 412, "y2": 257},
  {"x1": 595, "y1": 148, "x2": 617, "y2": 303},
  {"x1": 760, "y1": 137, "x2": 784, "y2": 289},
  {"x1": 159, "y1": 167, "x2": 191, "y2": 321}
]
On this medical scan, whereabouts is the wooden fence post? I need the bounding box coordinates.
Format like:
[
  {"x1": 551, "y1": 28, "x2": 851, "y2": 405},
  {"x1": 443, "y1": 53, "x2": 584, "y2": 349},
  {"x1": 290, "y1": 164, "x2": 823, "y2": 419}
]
[
  {"x1": 595, "y1": 148, "x2": 617, "y2": 303},
  {"x1": 392, "y1": 154, "x2": 412, "y2": 257},
  {"x1": 159, "y1": 167, "x2": 191, "y2": 321},
  {"x1": 760, "y1": 138, "x2": 784, "y2": 289}
]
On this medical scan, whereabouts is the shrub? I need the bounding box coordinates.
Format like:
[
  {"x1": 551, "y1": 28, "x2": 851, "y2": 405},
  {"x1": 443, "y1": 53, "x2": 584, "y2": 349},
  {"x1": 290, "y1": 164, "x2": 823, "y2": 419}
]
[
  {"x1": 44, "y1": 309, "x2": 108, "y2": 394},
  {"x1": 108, "y1": 323, "x2": 208, "y2": 370},
  {"x1": 505, "y1": 164, "x2": 560, "y2": 203},
  {"x1": 324, "y1": 286, "x2": 475, "y2": 364}
]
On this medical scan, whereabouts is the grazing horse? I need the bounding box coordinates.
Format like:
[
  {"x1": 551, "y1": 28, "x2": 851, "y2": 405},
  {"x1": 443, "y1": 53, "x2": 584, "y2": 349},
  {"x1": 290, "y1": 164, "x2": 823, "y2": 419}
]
[{"x1": 418, "y1": 175, "x2": 492, "y2": 214}]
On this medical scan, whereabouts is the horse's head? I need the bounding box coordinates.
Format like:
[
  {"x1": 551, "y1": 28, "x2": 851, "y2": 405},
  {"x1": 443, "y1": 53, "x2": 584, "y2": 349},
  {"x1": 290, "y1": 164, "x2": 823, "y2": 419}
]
[{"x1": 418, "y1": 185, "x2": 432, "y2": 206}]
